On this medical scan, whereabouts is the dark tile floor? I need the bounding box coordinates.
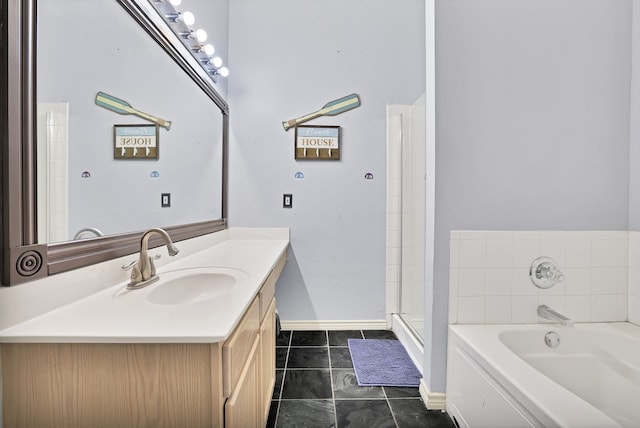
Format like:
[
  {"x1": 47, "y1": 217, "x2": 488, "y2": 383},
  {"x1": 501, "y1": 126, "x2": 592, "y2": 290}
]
[{"x1": 267, "y1": 329, "x2": 456, "y2": 428}]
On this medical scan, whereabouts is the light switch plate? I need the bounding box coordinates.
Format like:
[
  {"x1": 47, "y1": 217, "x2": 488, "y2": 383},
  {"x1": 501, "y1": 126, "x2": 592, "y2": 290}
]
[
  {"x1": 161, "y1": 193, "x2": 171, "y2": 207},
  {"x1": 283, "y1": 194, "x2": 292, "y2": 208}
]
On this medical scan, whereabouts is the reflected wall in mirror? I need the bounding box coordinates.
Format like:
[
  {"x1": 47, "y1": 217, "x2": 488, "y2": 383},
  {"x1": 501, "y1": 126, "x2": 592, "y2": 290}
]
[
  {"x1": 1, "y1": 0, "x2": 229, "y2": 285},
  {"x1": 36, "y1": 0, "x2": 224, "y2": 244}
]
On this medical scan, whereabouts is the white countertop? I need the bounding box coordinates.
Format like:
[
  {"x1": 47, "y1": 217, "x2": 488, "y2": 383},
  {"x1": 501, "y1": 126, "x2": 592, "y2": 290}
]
[{"x1": 0, "y1": 233, "x2": 288, "y2": 343}]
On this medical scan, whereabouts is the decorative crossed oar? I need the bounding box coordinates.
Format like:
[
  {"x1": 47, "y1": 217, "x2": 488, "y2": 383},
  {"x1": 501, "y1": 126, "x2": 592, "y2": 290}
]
[
  {"x1": 95, "y1": 91, "x2": 171, "y2": 130},
  {"x1": 282, "y1": 93, "x2": 361, "y2": 131}
]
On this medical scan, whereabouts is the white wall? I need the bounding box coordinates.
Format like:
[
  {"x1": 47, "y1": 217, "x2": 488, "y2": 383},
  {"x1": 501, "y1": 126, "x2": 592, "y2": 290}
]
[
  {"x1": 432, "y1": 0, "x2": 632, "y2": 392},
  {"x1": 227, "y1": 0, "x2": 425, "y2": 321}
]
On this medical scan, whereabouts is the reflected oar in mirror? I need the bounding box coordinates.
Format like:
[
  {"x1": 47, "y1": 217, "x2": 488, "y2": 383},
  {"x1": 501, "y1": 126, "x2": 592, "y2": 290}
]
[{"x1": 95, "y1": 91, "x2": 172, "y2": 130}]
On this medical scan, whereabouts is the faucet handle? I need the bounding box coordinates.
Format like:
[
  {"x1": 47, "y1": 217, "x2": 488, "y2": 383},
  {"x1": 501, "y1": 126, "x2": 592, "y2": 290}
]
[
  {"x1": 121, "y1": 254, "x2": 162, "y2": 271},
  {"x1": 122, "y1": 260, "x2": 137, "y2": 271},
  {"x1": 538, "y1": 263, "x2": 564, "y2": 282},
  {"x1": 130, "y1": 264, "x2": 143, "y2": 284},
  {"x1": 149, "y1": 256, "x2": 157, "y2": 278},
  {"x1": 530, "y1": 257, "x2": 565, "y2": 289}
]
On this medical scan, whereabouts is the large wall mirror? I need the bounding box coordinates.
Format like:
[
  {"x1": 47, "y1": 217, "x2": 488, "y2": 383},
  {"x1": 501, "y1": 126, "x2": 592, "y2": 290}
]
[{"x1": 1, "y1": 0, "x2": 229, "y2": 286}]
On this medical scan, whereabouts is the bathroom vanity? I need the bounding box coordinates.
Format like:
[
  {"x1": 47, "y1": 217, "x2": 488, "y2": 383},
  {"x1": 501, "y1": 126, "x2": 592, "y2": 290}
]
[{"x1": 0, "y1": 230, "x2": 288, "y2": 428}]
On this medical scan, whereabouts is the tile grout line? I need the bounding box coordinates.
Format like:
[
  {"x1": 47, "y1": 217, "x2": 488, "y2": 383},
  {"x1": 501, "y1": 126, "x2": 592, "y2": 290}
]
[
  {"x1": 383, "y1": 386, "x2": 401, "y2": 428},
  {"x1": 327, "y1": 330, "x2": 339, "y2": 428},
  {"x1": 273, "y1": 331, "x2": 293, "y2": 426}
]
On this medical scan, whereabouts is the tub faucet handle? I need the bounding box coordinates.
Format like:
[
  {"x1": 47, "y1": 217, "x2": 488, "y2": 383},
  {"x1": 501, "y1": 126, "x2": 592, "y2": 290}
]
[
  {"x1": 539, "y1": 263, "x2": 564, "y2": 282},
  {"x1": 530, "y1": 257, "x2": 564, "y2": 289}
]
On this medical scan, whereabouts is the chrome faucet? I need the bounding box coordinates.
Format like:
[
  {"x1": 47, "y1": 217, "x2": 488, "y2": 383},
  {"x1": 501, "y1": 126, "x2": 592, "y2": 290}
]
[
  {"x1": 127, "y1": 228, "x2": 179, "y2": 290},
  {"x1": 537, "y1": 305, "x2": 574, "y2": 327}
]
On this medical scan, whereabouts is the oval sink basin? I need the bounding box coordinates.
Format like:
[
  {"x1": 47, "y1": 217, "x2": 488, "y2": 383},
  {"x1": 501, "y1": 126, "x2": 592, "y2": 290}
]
[{"x1": 146, "y1": 267, "x2": 247, "y2": 305}]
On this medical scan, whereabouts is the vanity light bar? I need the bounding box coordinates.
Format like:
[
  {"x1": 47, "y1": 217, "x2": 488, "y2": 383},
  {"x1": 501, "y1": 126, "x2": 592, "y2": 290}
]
[
  {"x1": 153, "y1": 1, "x2": 179, "y2": 20},
  {"x1": 150, "y1": 0, "x2": 229, "y2": 78}
]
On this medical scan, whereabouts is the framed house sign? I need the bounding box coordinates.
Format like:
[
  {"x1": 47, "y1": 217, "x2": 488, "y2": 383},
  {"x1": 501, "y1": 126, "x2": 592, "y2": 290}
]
[
  {"x1": 295, "y1": 125, "x2": 340, "y2": 160},
  {"x1": 114, "y1": 124, "x2": 159, "y2": 159}
]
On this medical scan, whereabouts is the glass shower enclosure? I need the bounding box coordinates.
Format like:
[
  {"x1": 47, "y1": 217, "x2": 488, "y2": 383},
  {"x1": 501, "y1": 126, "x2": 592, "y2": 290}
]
[{"x1": 387, "y1": 93, "x2": 426, "y2": 343}]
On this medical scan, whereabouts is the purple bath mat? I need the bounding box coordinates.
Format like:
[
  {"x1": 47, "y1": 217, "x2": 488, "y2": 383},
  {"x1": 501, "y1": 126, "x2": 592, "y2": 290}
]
[{"x1": 348, "y1": 339, "x2": 421, "y2": 387}]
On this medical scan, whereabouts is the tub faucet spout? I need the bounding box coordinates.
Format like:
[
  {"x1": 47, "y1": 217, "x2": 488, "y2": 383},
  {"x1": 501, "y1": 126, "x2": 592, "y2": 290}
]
[{"x1": 537, "y1": 305, "x2": 574, "y2": 327}]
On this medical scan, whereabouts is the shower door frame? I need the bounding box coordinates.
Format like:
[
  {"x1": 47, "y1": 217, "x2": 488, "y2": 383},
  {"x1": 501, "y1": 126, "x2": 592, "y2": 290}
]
[{"x1": 386, "y1": 104, "x2": 423, "y2": 384}]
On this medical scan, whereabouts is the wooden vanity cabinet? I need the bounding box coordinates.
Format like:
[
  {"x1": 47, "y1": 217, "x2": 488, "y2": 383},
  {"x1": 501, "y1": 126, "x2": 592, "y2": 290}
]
[{"x1": 1, "y1": 251, "x2": 286, "y2": 428}]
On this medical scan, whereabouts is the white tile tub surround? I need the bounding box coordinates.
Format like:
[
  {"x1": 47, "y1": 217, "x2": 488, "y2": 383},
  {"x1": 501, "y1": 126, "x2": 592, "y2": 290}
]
[
  {"x1": 629, "y1": 232, "x2": 640, "y2": 324},
  {"x1": 449, "y1": 231, "x2": 629, "y2": 325}
]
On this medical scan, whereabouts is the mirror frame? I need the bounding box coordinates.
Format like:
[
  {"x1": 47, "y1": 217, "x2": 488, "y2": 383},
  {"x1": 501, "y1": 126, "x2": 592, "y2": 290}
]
[{"x1": 1, "y1": 0, "x2": 229, "y2": 286}]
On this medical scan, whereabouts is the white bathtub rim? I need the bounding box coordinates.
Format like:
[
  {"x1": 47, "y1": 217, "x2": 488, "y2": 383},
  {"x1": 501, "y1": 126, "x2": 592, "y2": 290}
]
[
  {"x1": 448, "y1": 322, "x2": 632, "y2": 428},
  {"x1": 449, "y1": 328, "x2": 606, "y2": 428}
]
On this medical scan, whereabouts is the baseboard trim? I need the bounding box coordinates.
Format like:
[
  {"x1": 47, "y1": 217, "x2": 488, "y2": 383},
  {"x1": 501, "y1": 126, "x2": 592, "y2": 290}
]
[
  {"x1": 280, "y1": 320, "x2": 387, "y2": 331},
  {"x1": 420, "y1": 379, "x2": 446, "y2": 410}
]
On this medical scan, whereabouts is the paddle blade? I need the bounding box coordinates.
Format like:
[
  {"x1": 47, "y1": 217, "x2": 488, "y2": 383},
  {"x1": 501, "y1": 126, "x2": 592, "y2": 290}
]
[
  {"x1": 95, "y1": 92, "x2": 133, "y2": 115},
  {"x1": 281, "y1": 93, "x2": 361, "y2": 131},
  {"x1": 322, "y1": 93, "x2": 360, "y2": 116}
]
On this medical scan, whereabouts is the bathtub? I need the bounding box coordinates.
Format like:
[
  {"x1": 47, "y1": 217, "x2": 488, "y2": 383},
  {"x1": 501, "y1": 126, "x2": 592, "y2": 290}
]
[{"x1": 446, "y1": 323, "x2": 640, "y2": 428}]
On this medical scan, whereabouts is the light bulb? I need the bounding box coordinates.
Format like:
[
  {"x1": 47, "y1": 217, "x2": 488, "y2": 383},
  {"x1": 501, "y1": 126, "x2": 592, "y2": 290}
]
[
  {"x1": 218, "y1": 67, "x2": 229, "y2": 77},
  {"x1": 195, "y1": 29, "x2": 207, "y2": 43},
  {"x1": 169, "y1": 0, "x2": 182, "y2": 5},
  {"x1": 203, "y1": 44, "x2": 215, "y2": 56},
  {"x1": 181, "y1": 11, "x2": 195, "y2": 26},
  {"x1": 212, "y1": 56, "x2": 222, "y2": 67}
]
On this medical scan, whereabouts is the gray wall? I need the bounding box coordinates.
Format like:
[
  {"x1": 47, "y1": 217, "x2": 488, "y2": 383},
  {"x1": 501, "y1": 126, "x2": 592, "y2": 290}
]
[
  {"x1": 227, "y1": 0, "x2": 425, "y2": 321},
  {"x1": 631, "y1": 0, "x2": 640, "y2": 229},
  {"x1": 431, "y1": 0, "x2": 632, "y2": 391}
]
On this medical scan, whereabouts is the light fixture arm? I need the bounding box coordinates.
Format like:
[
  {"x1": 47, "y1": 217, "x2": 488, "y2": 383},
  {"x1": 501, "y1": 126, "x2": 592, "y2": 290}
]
[{"x1": 149, "y1": 0, "x2": 228, "y2": 80}]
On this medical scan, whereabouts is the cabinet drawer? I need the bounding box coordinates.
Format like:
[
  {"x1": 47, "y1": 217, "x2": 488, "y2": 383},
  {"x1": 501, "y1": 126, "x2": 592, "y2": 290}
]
[
  {"x1": 223, "y1": 298, "x2": 260, "y2": 397},
  {"x1": 259, "y1": 251, "x2": 286, "y2": 321}
]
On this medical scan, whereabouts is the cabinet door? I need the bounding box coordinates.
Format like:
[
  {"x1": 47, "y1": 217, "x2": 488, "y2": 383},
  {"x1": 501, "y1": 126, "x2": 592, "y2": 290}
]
[
  {"x1": 259, "y1": 297, "x2": 276, "y2": 424},
  {"x1": 223, "y1": 298, "x2": 260, "y2": 397},
  {"x1": 225, "y1": 336, "x2": 260, "y2": 428}
]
